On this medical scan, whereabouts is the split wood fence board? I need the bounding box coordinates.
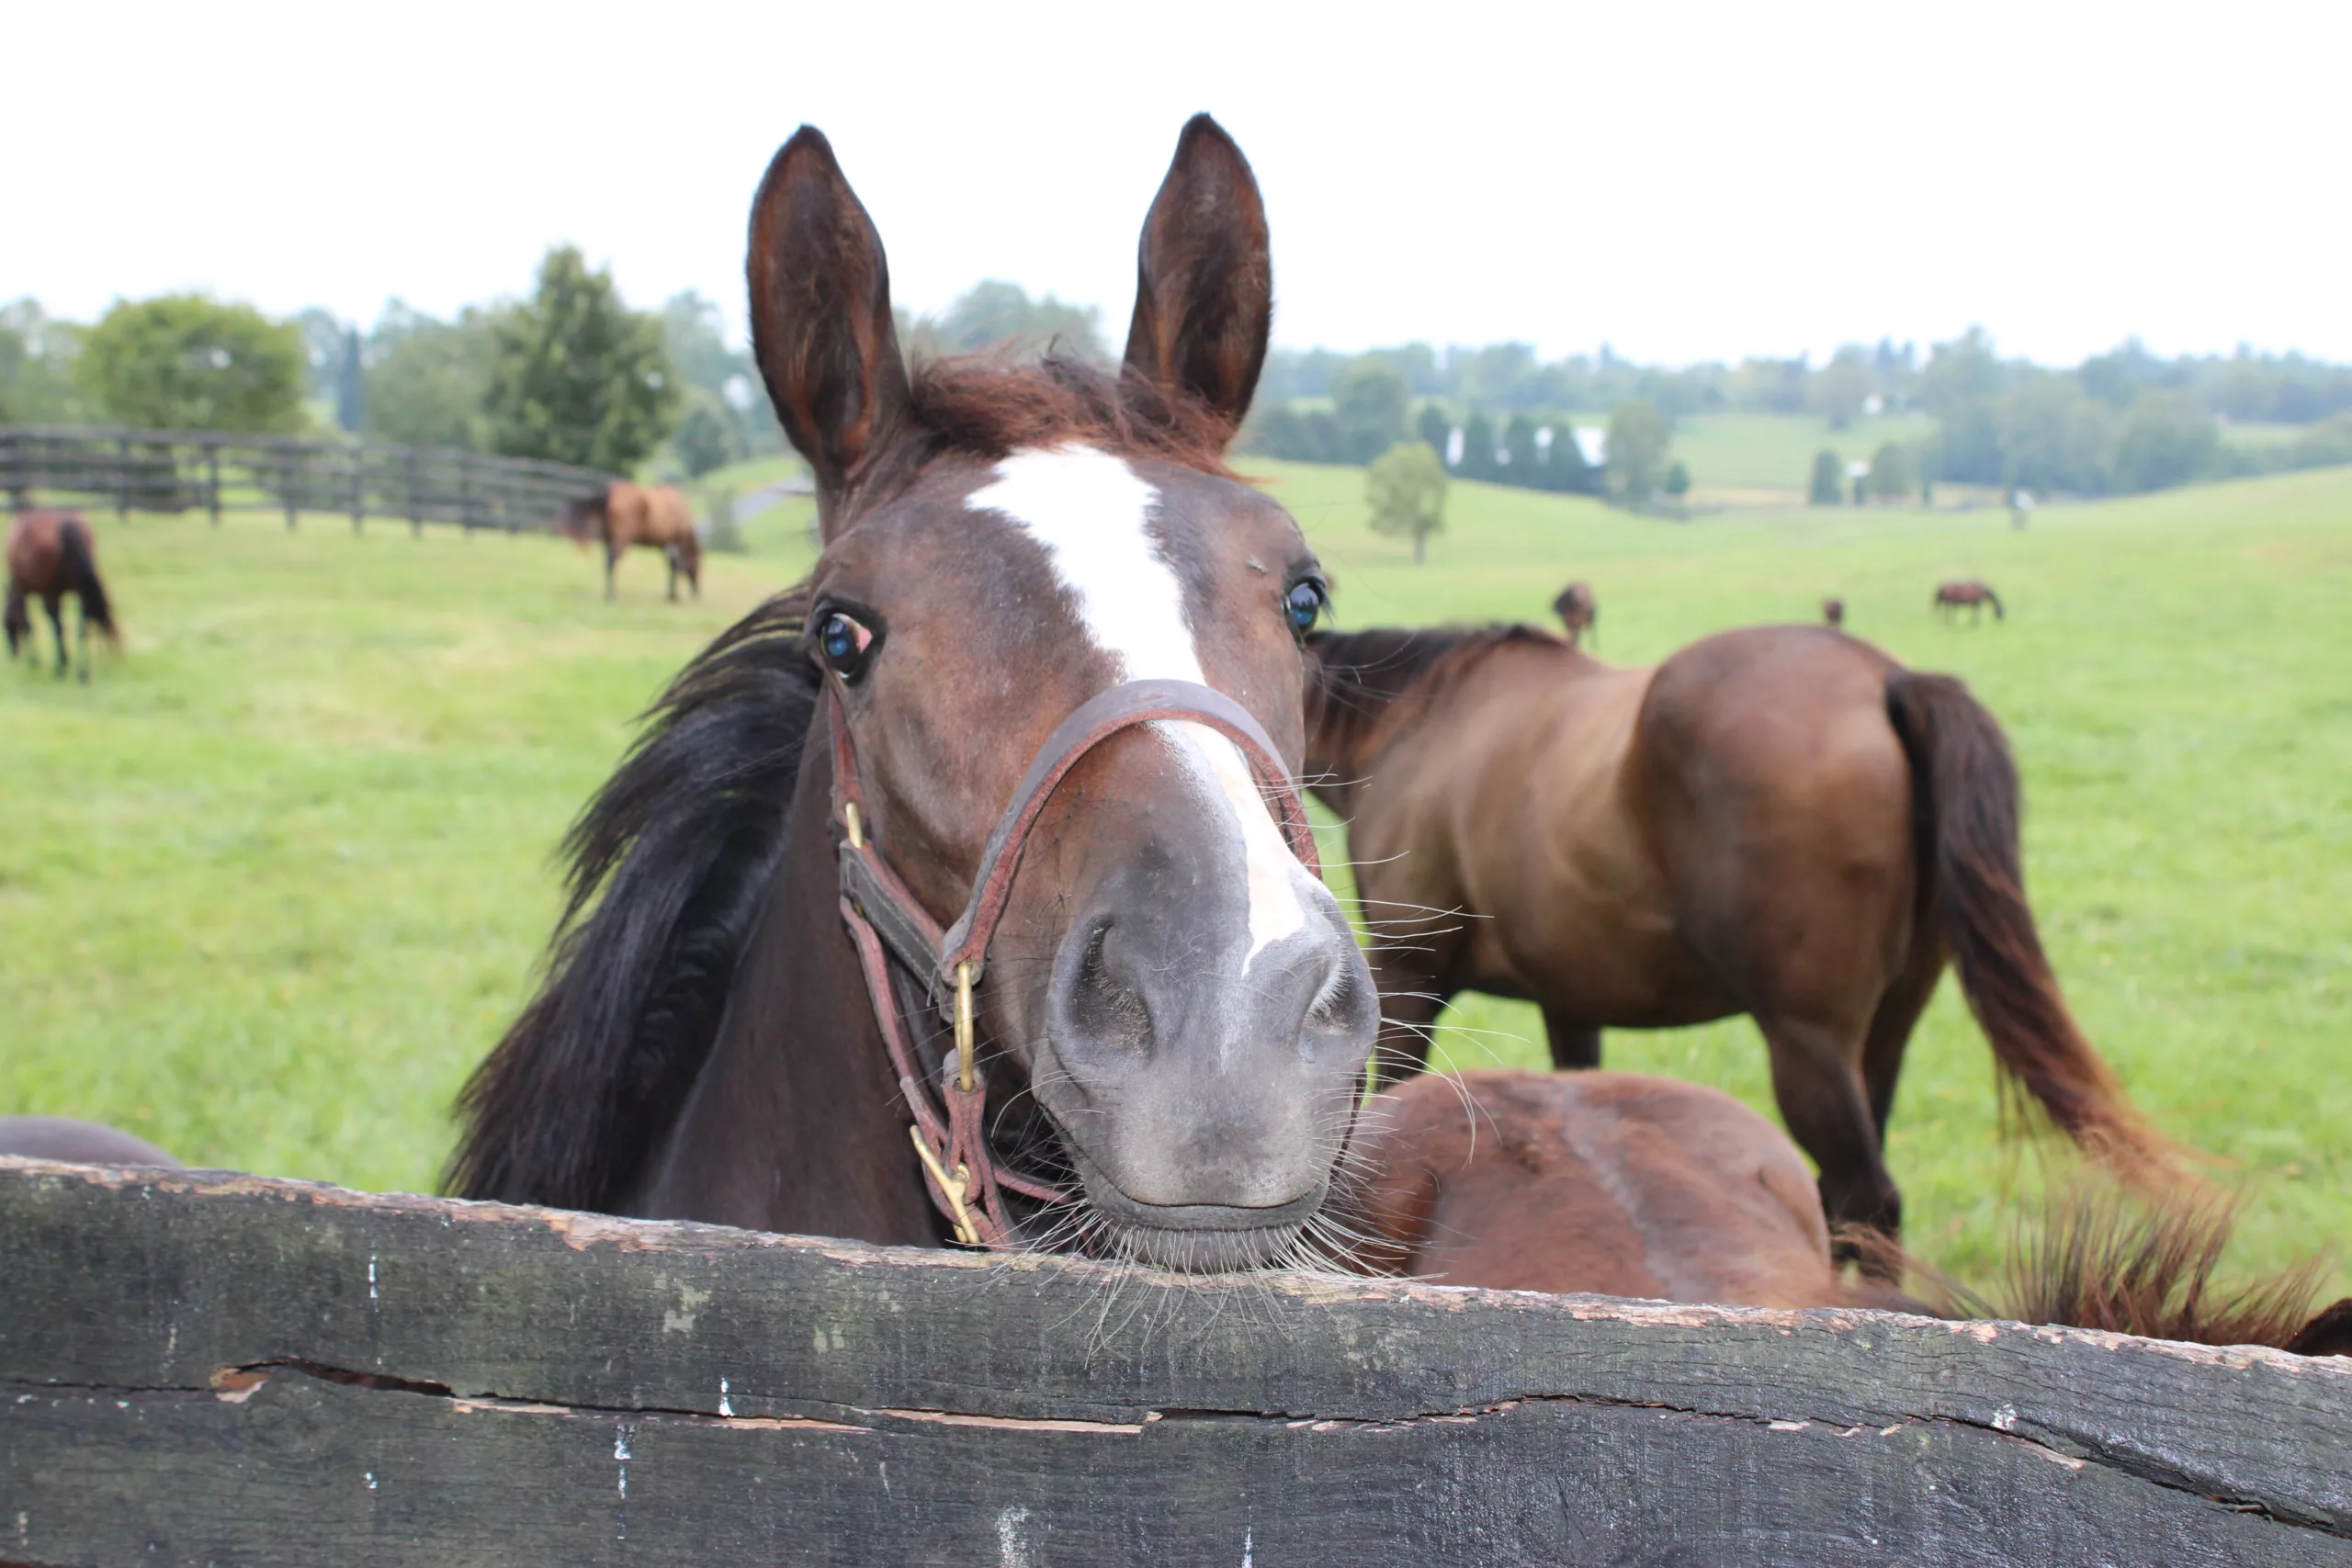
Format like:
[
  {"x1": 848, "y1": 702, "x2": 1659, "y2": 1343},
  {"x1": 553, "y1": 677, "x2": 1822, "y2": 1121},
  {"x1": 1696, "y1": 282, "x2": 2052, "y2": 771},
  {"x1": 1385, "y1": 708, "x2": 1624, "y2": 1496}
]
[
  {"x1": 6, "y1": 1366, "x2": 2339, "y2": 1568},
  {"x1": 2, "y1": 1162, "x2": 2346, "y2": 1555}
]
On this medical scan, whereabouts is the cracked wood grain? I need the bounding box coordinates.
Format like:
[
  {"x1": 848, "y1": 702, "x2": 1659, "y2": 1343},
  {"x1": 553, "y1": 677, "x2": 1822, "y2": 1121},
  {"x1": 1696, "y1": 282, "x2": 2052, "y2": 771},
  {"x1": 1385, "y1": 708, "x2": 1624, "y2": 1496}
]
[{"x1": 3, "y1": 1159, "x2": 2346, "y2": 1566}]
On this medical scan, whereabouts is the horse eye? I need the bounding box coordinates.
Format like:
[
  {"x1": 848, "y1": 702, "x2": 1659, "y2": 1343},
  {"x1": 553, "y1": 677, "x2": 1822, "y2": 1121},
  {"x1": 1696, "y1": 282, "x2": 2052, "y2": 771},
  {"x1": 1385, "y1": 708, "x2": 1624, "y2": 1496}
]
[
  {"x1": 818, "y1": 612, "x2": 875, "y2": 677},
  {"x1": 1283, "y1": 580, "x2": 1325, "y2": 635}
]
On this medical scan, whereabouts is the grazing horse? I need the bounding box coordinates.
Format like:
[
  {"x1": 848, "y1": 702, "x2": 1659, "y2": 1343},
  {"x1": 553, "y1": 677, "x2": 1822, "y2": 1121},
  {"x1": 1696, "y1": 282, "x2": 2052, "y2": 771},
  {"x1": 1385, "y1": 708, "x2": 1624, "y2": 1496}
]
[
  {"x1": 561, "y1": 481, "x2": 703, "y2": 601},
  {"x1": 1304, "y1": 621, "x2": 2170, "y2": 1250},
  {"x1": 1823, "y1": 596, "x2": 1845, "y2": 626},
  {"x1": 0, "y1": 1116, "x2": 181, "y2": 1168},
  {"x1": 451, "y1": 118, "x2": 1381, "y2": 1272},
  {"x1": 6, "y1": 509, "x2": 119, "y2": 682},
  {"x1": 1934, "y1": 579, "x2": 2003, "y2": 623},
  {"x1": 1551, "y1": 580, "x2": 1598, "y2": 648},
  {"x1": 1348, "y1": 1070, "x2": 2348, "y2": 1354}
]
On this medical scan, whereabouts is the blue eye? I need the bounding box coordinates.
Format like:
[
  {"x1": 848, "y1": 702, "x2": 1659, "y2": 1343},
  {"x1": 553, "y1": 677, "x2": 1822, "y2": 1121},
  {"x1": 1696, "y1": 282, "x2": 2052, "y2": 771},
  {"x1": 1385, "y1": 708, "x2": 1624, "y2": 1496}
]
[
  {"x1": 818, "y1": 612, "x2": 873, "y2": 677},
  {"x1": 1283, "y1": 580, "x2": 1324, "y2": 634}
]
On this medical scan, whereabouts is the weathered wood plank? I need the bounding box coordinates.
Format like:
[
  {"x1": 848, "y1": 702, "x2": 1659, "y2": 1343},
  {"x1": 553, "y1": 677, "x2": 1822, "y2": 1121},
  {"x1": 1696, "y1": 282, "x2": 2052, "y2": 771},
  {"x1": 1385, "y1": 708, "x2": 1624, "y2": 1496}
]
[{"x1": 2, "y1": 1161, "x2": 2346, "y2": 1566}]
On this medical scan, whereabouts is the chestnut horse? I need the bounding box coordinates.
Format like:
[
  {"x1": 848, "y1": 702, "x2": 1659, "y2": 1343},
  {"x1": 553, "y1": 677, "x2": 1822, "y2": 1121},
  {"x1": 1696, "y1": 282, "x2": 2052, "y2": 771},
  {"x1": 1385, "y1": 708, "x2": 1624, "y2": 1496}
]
[
  {"x1": 6, "y1": 509, "x2": 119, "y2": 682},
  {"x1": 1934, "y1": 579, "x2": 2003, "y2": 623},
  {"x1": 452, "y1": 118, "x2": 1382, "y2": 1272},
  {"x1": 561, "y1": 481, "x2": 702, "y2": 601},
  {"x1": 1305, "y1": 621, "x2": 2170, "y2": 1249},
  {"x1": 1551, "y1": 579, "x2": 1597, "y2": 647},
  {"x1": 1349, "y1": 1069, "x2": 2348, "y2": 1354}
]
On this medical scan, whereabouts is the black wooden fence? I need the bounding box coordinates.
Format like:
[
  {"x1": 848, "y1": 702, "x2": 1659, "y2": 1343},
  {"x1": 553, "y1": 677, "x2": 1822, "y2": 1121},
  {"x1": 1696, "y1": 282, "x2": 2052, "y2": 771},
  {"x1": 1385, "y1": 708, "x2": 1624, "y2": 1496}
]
[
  {"x1": 3, "y1": 1159, "x2": 2346, "y2": 1566},
  {"x1": 0, "y1": 425, "x2": 616, "y2": 536}
]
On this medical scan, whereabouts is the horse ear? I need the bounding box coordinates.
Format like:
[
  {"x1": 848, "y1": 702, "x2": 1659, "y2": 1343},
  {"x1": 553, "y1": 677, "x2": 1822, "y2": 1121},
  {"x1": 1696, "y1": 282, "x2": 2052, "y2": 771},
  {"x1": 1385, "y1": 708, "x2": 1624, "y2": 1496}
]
[
  {"x1": 747, "y1": 126, "x2": 911, "y2": 536},
  {"x1": 1122, "y1": 113, "x2": 1272, "y2": 442}
]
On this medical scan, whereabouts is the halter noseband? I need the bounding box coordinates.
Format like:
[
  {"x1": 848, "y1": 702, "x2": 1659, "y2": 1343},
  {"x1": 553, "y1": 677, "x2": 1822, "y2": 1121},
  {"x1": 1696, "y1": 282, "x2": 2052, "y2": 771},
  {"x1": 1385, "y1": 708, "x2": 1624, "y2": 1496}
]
[{"x1": 829, "y1": 676, "x2": 1324, "y2": 1247}]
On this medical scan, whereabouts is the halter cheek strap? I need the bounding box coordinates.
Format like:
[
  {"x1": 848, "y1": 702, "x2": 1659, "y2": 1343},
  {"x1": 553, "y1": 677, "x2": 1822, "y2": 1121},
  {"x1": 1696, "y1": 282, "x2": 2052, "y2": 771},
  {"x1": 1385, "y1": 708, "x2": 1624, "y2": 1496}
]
[{"x1": 828, "y1": 676, "x2": 1323, "y2": 1247}]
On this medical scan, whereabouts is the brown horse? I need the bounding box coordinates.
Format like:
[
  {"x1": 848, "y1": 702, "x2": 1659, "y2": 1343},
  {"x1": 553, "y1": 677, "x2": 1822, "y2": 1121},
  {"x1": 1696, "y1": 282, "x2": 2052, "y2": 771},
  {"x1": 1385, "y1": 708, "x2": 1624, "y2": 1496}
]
[
  {"x1": 1934, "y1": 579, "x2": 2003, "y2": 623},
  {"x1": 1348, "y1": 1069, "x2": 2348, "y2": 1355},
  {"x1": 561, "y1": 481, "x2": 703, "y2": 601},
  {"x1": 1551, "y1": 579, "x2": 1597, "y2": 647},
  {"x1": 452, "y1": 118, "x2": 1381, "y2": 1272},
  {"x1": 1822, "y1": 595, "x2": 1845, "y2": 626},
  {"x1": 6, "y1": 509, "x2": 119, "y2": 682},
  {"x1": 1305, "y1": 621, "x2": 2170, "y2": 1248}
]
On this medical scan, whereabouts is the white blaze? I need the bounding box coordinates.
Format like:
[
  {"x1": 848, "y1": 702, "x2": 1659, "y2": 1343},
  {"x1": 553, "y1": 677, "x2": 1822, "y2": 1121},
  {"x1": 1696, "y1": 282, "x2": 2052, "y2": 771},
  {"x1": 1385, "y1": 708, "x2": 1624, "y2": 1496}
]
[{"x1": 967, "y1": 446, "x2": 1308, "y2": 967}]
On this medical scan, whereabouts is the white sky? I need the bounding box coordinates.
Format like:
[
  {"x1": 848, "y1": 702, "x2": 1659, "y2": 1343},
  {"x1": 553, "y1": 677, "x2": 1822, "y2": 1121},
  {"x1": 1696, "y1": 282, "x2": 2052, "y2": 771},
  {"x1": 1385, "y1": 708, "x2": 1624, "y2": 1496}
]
[{"x1": 11, "y1": 0, "x2": 2347, "y2": 367}]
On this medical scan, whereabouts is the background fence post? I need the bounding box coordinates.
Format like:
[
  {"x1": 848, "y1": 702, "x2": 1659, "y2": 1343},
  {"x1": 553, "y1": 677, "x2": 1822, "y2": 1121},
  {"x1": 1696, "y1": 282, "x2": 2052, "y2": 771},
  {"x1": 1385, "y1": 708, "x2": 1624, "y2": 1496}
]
[
  {"x1": 205, "y1": 440, "x2": 221, "y2": 525},
  {"x1": 408, "y1": 451, "x2": 423, "y2": 537}
]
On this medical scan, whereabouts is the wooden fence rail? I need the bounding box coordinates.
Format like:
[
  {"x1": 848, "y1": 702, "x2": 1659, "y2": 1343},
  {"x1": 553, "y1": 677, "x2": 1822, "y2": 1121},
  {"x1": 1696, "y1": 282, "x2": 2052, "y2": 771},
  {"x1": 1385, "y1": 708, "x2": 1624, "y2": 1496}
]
[
  {"x1": 0, "y1": 1160, "x2": 2346, "y2": 1566},
  {"x1": 0, "y1": 426, "x2": 616, "y2": 536}
]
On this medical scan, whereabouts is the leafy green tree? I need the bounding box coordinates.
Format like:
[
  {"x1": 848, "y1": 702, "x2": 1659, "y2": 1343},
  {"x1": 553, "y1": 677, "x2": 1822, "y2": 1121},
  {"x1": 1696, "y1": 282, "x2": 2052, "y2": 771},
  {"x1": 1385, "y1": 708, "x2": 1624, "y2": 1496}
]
[
  {"x1": 1414, "y1": 403, "x2": 1452, "y2": 459},
  {"x1": 671, "y1": 390, "x2": 737, "y2": 478},
  {"x1": 1662, "y1": 459, "x2": 1691, "y2": 500},
  {"x1": 662, "y1": 290, "x2": 783, "y2": 460},
  {"x1": 334, "y1": 326, "x2": 366, "y2": 434},
  {"x1": 1867, "y1": 441, "x2": 1914, "y2": 502},
  {"x1": 76, "y1": 294, "x2": 306, "y2": 432},
  {"x1": 364, "y1": 301, "x2": 504, "y2": 451},
  {"x1": 1544, "y1": 423, "x2": 1599, "y2": 494},
  {"x1": 1810, "y1": 346, "x2": 1875, "y2": 429},
  {"x1": 1809, "y1": 448, "x2": 1845, "y2": 504},
  {"x1": 0, "y1": 299, "x2": 86, "y2": 423},
  {"x1": 1457, "y1": 412, "x2": 1498, "y2": 480},
  {"x1": 485, "y1": 246, "x2": 679, "y2": 473},
  {"x1": 915, "y1": 280, "x2": 1106, "y2": 361},
  {"x1": 1604, "y1": 400, "x2": 1669, "y2": 501},
  {"x1": 2113, "y1": 389, "x2": 2219, "y2": 492},
  {"x1": 1331, "y1": 356, "x2": 1409, "y2": 464},
  {"x1": 1996, "y1": 374, "x2": 2116, "y2": 495},
  {"x1": 1365, "y1": 440, "x2": 1448, "y2": 563},
  {"x1": 1502, "y1": 413, "x2": 1541, "y2": 475}
]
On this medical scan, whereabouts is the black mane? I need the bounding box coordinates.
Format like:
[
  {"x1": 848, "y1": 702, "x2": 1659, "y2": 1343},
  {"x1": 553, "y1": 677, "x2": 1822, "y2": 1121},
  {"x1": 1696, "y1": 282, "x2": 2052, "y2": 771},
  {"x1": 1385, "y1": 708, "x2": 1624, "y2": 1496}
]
[{"x1": 447, "y1": 588, "x2": 820, "y2": 1208}]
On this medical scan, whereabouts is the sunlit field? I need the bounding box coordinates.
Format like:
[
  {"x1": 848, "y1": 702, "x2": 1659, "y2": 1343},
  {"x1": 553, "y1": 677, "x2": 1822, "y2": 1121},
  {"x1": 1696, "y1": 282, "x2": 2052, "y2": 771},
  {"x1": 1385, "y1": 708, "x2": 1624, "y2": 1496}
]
[{"x1": 4, "y1": 462, "x2": 2346, "y2": 1295}]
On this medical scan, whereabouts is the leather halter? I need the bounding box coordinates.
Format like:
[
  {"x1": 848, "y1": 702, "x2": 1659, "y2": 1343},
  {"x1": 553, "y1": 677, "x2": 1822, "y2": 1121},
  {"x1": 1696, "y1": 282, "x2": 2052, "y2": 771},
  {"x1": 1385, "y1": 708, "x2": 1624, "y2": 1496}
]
[{"x1": 829, "y1": 676, "x2": 1325, "y2": 1247}]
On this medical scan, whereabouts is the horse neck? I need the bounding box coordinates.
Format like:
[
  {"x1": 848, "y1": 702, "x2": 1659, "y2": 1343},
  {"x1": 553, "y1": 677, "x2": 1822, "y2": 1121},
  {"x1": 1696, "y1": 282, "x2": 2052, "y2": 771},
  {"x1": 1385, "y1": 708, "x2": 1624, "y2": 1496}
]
[{"x1": 624, "y1": 702, "x2": 945, "y2": 1245}]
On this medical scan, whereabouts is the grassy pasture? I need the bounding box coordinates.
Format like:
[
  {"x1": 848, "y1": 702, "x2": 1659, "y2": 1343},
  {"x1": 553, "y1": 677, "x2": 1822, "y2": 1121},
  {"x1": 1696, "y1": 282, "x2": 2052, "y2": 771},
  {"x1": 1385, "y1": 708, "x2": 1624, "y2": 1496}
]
[{"x1": 3, "y1": 463, "x2": 2346, "y2": 1296}]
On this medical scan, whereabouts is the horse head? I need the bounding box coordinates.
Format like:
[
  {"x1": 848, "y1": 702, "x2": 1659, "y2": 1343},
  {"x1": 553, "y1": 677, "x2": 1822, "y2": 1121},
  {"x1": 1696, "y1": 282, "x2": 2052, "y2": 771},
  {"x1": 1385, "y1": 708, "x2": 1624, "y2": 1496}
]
[{"x1": 744, "y1": 118, "x2": 1380, "y2": 1269}]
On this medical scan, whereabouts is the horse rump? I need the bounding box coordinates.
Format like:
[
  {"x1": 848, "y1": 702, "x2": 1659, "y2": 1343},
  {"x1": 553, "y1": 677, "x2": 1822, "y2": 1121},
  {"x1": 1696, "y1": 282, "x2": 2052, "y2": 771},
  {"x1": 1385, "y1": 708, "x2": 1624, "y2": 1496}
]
[
  {"x1": 1883, "y1": 671, "x2": 2172, "y2": 1178},
  {"x1": 57, "y1": 515, "x2": 119, "y2": 646}
]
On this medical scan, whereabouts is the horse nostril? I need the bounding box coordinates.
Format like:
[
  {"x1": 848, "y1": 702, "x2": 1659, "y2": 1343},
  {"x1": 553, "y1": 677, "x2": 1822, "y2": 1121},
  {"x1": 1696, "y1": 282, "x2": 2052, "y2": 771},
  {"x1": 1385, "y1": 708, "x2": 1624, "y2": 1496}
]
[{"x1": 1063, "y1": 920, "x2": 1152, "y2": 1054}]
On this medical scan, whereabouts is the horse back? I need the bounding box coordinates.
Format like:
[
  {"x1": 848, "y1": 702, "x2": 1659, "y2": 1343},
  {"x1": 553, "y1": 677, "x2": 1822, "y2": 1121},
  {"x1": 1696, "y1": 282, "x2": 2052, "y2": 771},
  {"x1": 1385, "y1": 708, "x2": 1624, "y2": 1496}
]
[
  {"x1": 6, "y1": 510, "x2": 68, "y2": 592},
  {"x1": 1351, "y1": 1069, "x2": 1842, "y2": 1308}
]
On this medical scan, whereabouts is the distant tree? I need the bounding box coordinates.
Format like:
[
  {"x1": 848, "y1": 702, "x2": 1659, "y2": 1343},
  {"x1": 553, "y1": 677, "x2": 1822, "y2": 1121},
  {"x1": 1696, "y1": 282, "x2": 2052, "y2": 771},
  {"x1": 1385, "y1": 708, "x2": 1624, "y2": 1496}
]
[
  {"x1": 1917, "y1": 327, "x2": 2006, "y2": 417},
  {"x1": 2113, "y1": 389, "x2": 2220, "y2": 493},
  {"x1": 292, "y1": 308, "x2": 349, "y2": 406},
  {"x1": 0, "y1": 299, "x2": 86, "y2": 423},
  {"x1": 364, "y1": 301, "x2": 504, "y2": 451},
  {"x1": 1458, "y1": 412, "x2": 1498, "y2": 480},
  {"x1": 334, "y1": 326, "x2": 366, "y2": 434},
  {"x1": 671, "y1": 391, "x2": 737, "y2": 478},
  {"x1": 1331, "y1": 356, "x2": 1410, "y2": 464},
  {"x1": 916, "y1": 280, "x2": 1106, "y2": 361},
  {"x1": 76, "y1": 294, "x2": 306, "y2": 433},
  {"x1": 1241, "y1": 402, "x2": 1310, "y2": 461},
  {"x1": 1544, "y1": 423, "x2": 1600, "y2": 494},
  {"x1": 1604, "y1": 400, "x2": 1669, "y2": 501},
  {"x1": 485, "y1": 246, "x2": 679, "y2": 473},
  {"x1": 1365, "y1": 440, "x2": 1448, "y2": 563},
  {"x1": 1301, "y1": 409, "x2": 1345, "y2": 464},
  {"x1": 1810, "y1": 347, "x2": 1875, "y2": 429},
  {"x1": 1415, "y1": 403, "x2": 1452, "y2": 460},
  {"x1": 1866, "y1": 442, "x2": 1914, "y2": 502},
  {"x1": 1808, "y1": 448, "x2": 1845, "y2": 505},
  {"x1": 1502, "y1": 413, "x2": 1541, "y2": 475},
  {"x1": 1996, "y1": 374, "x2": 2117, "y2": 495},
  {"x1": 2286, "y1": 412, "x2": 2352, "y2": 468},
  {"x1": 1662, "y1": 459, "x2": 1691, "y2": 500}
]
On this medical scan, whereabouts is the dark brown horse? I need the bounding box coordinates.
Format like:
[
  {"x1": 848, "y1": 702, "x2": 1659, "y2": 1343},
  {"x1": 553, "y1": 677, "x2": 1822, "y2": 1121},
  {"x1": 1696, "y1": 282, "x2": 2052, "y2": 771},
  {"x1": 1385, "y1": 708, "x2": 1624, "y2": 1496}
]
[
  {"x1": 1934, "y1": 579, "x2": 2003, "y2": 623},
  {"x1": 1349, "y1": 1069, "x2": 2347, "y2": 1354},
  {"x1": 1305, "y1": 621, "x2": 2171, "y2": 1248},
  {"x1": 1822, "y1": 595, "x2": 1845, "y2": 626},
  {"x1": 452, "y1": 118, "x2": 1381, "y2": 1272},
  {"x1": 1551, "y1": 579, "x2": 1597, "y2": 647},
  {"x1": 560, "y1": 481, "x2": 703, "y2": 601},
  {"x1": 6, "y1": 509, "x2": 119, "y2": 682}
]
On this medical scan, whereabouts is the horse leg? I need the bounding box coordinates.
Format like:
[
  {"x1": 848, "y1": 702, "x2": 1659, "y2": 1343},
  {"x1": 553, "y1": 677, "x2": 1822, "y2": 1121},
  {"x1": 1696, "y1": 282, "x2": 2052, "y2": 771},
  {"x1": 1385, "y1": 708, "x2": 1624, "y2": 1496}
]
[
  {"x1": 74, "y1": 595, "x2": 90, "y2": 683},
  {"x1": 665, "y1": 547, "x2": 678, "y2": 603},
  {"x1": 605, "y1": 543, "x2": 619, "y2": 601},
  {"x1": 1543, "y1": 1008, "x2": 1601, "y2": 1069},
  {"x1": 1860, "y1": 940, "x2": 1946, "y2": 1143},
  {"x1": 1362, "y1": 927, "x2": 1468, "y2": 1086},
  {"x1": 45, "y1": 594, "x2": 68, "y2": 679},
  {"x1": 1756, "y1": 1011, "x2": 1903, "y2": 1265}
]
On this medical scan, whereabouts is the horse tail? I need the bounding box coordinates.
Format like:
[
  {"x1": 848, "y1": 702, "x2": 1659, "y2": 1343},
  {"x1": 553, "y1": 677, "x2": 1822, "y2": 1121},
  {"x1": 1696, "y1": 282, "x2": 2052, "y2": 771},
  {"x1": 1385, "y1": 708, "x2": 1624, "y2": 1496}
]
[
  {"x1": 1883, "y1": 671, "x2": 2175, "y2": 1179},
  {"x1": 58, "y1": 517, "x2": 119, "y2": 646}
]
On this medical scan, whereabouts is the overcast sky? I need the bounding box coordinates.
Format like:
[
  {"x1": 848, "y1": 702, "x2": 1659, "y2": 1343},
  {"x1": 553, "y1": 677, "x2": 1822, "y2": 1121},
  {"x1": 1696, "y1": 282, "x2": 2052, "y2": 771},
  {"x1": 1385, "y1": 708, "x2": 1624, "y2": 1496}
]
[{"x1": 13, "y1": 0, "x2": 2346, "y2": 367}]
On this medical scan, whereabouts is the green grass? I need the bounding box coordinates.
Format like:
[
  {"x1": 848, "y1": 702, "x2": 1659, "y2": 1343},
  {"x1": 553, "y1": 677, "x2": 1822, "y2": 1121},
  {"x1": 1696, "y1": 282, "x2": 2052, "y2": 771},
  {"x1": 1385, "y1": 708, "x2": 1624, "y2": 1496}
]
[
  {"x1": 1657, "y1": 411, "x2": 1937, "y2": 501},
  {"x1": 6, "y1": 463, "x2": 2346, "y2": 1299}
]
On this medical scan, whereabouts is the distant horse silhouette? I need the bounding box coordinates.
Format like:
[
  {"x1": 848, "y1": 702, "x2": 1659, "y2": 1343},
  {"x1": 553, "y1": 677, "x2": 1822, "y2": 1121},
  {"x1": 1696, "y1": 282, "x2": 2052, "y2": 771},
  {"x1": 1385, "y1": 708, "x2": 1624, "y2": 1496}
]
[
  {"x1": 1934, "y1": 580, "x2": 2003, "y2": 624},
  {"x1": 6, "y1": 509, "x2": 119, "y2": 682},
  {"x1": 1350, "y1": 1069, "x2": 2348, "y2": 1354},
  {"x1": 1823, "y1": 596, "x2": 1845, "y2": 626},
  {"x1": 560, "y1": 481, "x2": 703, "y2": 601},
  {"x1": 1551, "y1": 580, "x2": 1597, "y2": 648},
  {"x1": 1306, "y1": 622, "x2": 2175, "y2": 1254}
]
